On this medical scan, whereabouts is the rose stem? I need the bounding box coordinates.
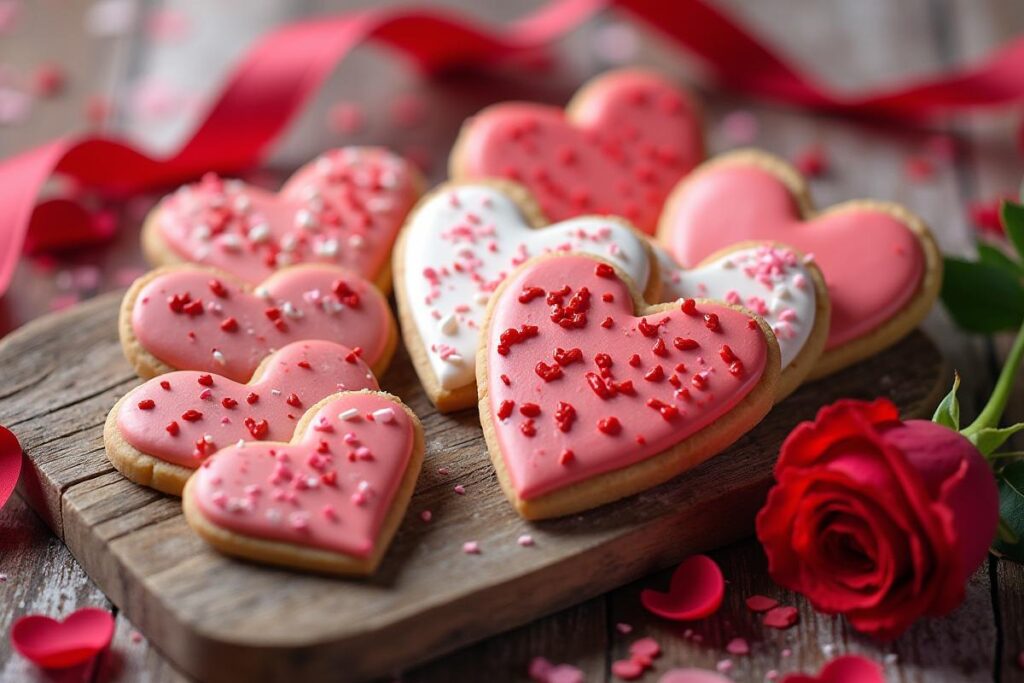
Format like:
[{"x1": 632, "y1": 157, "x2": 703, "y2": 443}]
[{"x1": 962, "y1": 316, "x2": 1024, "y2": 437}]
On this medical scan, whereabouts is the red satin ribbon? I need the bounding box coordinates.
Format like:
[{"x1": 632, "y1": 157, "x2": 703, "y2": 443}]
[{"x1": 3, "y1": 0, "x2": 1024, "y2": 296}]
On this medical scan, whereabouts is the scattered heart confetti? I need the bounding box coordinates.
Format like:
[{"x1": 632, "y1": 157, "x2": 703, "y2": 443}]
[
  {"x1": 659, "y1": 669, "x2": 732, "y2": 683},
  {"x1": 725, "y1": 637, "x2": 749, "y2": 655},
  {"x1": 0, "y1": 425, "x2": 21, "y2": 510},
  {"x1": 612, "y1": 658, "x2": 645, "y2": 681},
  {"x1": 763, "y1": 605, "x2": 800, "y2": 629},
  {"x1": 781, "y1": 655, "x2": 885, "y2": 683},
  {"x1": 641, "y1": 555, "x2": 724, "y2": 621},
  {"x1": 745, "y1": 594, "x2": 779, "y2": 612},
  {"x1": 11, "y1": 607, "x2": 114, "y2": 669}
]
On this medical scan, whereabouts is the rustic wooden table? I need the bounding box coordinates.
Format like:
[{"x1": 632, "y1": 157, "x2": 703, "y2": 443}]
[{"x1": 1, "y1": 1, "x2": 1022, "y2": 681}]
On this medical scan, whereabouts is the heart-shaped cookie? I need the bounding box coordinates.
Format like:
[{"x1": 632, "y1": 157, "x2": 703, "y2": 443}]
[
  {"x1": 142, "y1": 147, "x2": 422, "y2": 293},
  {"x1": 656, "y1": 150, "x2": 942, "y2": 377},
  {"x1": 449, "y1": 69, "x2": 703, "y2": 235},
  {"x1": 182, "y1": 391, "x2": 423, "y2": 576},
  {"x1": 395, "y1": 180, "x2": 657, "y2": 412},
  {"x1": 652, "y1": 241, "x2": 830, "y2": 399},
  {"x1": 105, "y1": 340, "x2": 379, "y2": 496},
  {"x1": 120, "y1": 263, "x2": 396, "y2": 381},
  {"x1": 478, "y1": 253, "x2": 780, "y2": 519}
]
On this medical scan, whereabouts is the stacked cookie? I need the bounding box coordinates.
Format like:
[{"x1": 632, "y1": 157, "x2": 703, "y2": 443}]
[{"x1": 105, "y1": 70, "x2": 941, "y2": 576}]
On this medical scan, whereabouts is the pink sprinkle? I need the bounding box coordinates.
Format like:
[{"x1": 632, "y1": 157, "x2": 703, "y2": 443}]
[
  {"x1": 766, "y1": 670, "x2": 779, "y2": 681},
  {"x1": 462, "y1": 541, "x2": 480, "y2": 555},
  {"x1": 328, "y1": 101, "x2": 364, "y2": 135},
  {"x1": 453, "y1": 484, "x2": 466, "y2": 495},
  {"x1": 436, "y1": 467, "x2": 450, "y2": 476},
  {"x1": 720, "y1": 110, "x2": 759, "y2": 145},
  {"x1": 725, "y1": 637, "x2": 749, "y2": 655},
  {"x1": 629, "y1": 637, "x2": 660, "y2": 659},
  {"x1": 130, "y1": 631, "x2": 143, "y2": 644},
  {"x1": 547, "y1": 665, "x2": 584, "y2": 683},
  {"x1": 716, "y1": 659, "x2": 733, "y2": 673},
  {"x1": 420, "y1": 510, "x2": 432, "y2": 523},
  {"x1": 0, "y1": 86, "x2": 31, "y2": 125},
  {"x1": 616, "y1": 622, "x2": 633, "y2": 634},
  {"x1": 528, "y1": 656, "x2": 553, "y2": 681},
  {"x1": 781, "y1": 649, "x2": 792, "y2": 658},
  {"x1": 611, "y1": 658, "x2": 645, "y2": 680},
  {"x1": 517, "y1": 534, "x2": 534, "y2": 547}
]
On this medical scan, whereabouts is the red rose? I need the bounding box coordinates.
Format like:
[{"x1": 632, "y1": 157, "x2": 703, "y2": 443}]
[{"x1": 756, "y1": 398, "x2": 998, "y2": 639}]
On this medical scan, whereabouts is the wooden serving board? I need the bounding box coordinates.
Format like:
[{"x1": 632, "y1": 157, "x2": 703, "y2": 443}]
[{"x1": 0, "y1": 291, "x2": 947, "y2": 683}]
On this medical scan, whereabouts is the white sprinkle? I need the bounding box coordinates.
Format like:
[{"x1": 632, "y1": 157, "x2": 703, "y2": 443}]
[
  {"x1": 348, "y1": 234, "x2": 365, "y2": 249},
  {"x1": 255, "y1": 286, "x2": 272, "y2": 301},
  {"x1": 266, "y1": 509, "x2": 282, "y2": 523},
  {"x1": 282, "y1": 301, "x2": 303, "y2": 319},
  {"x1": 280, "y1": 233, "x2": 298, "y2": 252},
  {"x1": 315, "y1": 238, "x2": 339, "y2": 257},
  {"x1": 235, "y1": 439, "x2": 245, "y2": 448},
  {"x1": 212, "y1": 350, "x2": 226, "y2": 365},
  {"x1": 439, "y1": 313, "x2": 458, "y2": 336},
  {"x1": 295, "y1": 209, "x2": 319, "y2": 231},
  {"x1": 219, "y1": 233, "x2": 243, "y2": 252},
  {"x1": 248, "y1": 223, "x2": 271, "y2": 243},
  {"x1": 271, "y1": 389, "x2": 282, "y2": 396},
  {"x1": 203, "y1": 434, "x2": 214, "y2": 444},
  {"x1": 192, "y1": 224, "x2": 212, "y2": 242},
  {"x1": 234, "y1": 195, "x2": 251, "y2": 212},
  {"x1": 372, "y1": 408, "x2": 395, "y2": 423},
  {"x1": 517, "y1": 534, "x2": 534, "y2": 547},
  {"x1": 473, "y1": 292, "x2": 490, "y2": 305},
  {"x1": 338, "y1": 408, "x2": 360, "y2": 421}
]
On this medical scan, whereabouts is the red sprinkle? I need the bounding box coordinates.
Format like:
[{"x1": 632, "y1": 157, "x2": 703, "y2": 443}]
[
  {"x1": 518, "y1": 286, "x2": 545, "y2": 304},
  {"x1": 674, "y1": 337, "x2": 699, "y2": 350},
  {"x1": 595, "y1": 263, "x2": 615, "y2": 278},
  {"x1": 704, "y1": 313, "x2": 721, "y2": 332},
  {"x1": 652, "y1": 338, "x2": 668, "y2": 357},
  {"x1": 500, "y1": 374, "x2": 511, "y2": 386},
  {"x1": 244, "y1": 417, "x2": 269, "y2": 440},
  {"x1": 286, "y1": 393, "x2": 302, "y2": 407},
  {"x1": 601, "y1": 316, "x2": 614, "y2": 328},
  {"x1": 497, "y1": 400, "x2": 515, "y2": 420},
  {"x1": 720, "y1": 345, "x2": 737, "y2": 363},
  {"x1": 220, "y1": 317, "x2": 238, "y2": 332},
  {"x1": 297, "y1": 360, "x2": 312, "y2": 369},
  {"x1": 197, "y1": 374, "x2": 214, "y2": 387},
  {"x1": 208, "y1": 279, "x2": 228, "y2": 298},
  {"x1": 181, "y1": 409, "x2": 203, "y2": 422},
  {"x1": 559, "y1": 449, "x2": 574, "y2": 465},
  {"x1": 554, "y1": 401, "x2": 576, "y2": 432},
  {"x1": 160, "y1": 380, "x2": 171, "y2": 391},
  {"x1": 519, "y1": 402, "x2": 541, "y2": 417},
  {"x1": 638, "y1": 318, "x2": 659, "y2": 338},
  {"x1": 535, "y1": 361, "x2": 563, "y2": 382},
  {"x1": 137, "y1": 399, "x2": 155, "y2": 410},
  {"x1": 221, "y1": 397, "x2": 238, "y2": 409},
  {"x1": 681, "y1": 299, "x2": 698, "y2": 316},
  {"x1": 644, "y1": 365, "x2": 665, "y2": 382},
  {"x1": 497, "y1": 324, "x2": 539, "y2": 355},
  {"x1": 598, "y1": 416, "x2": 622, "y2": 436},
  {"x1": 628, "y1": 353, "x2": 641, "y2": 367},
  {"x1": 554, "y1": 347, "x2": 583, "y2": 366},
  {"x1": 520, "y1": 419, "x2": 536, "y2": 437},
  {"x1": 246, "y1": 392, "x2": 259, "y2": 404},
  {"x1": 165, "y1": 421, "x2": 179, "y2": 436}
]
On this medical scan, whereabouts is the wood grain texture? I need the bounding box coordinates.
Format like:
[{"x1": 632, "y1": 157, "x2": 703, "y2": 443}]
[{"x1": 0, "y1": 289, "x2": 946, "y2": 682}]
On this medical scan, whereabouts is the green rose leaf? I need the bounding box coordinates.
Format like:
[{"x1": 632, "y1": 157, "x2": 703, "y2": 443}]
[
  {"x1": 994, "y1": 460, "x2": 1024, "y2": 561},
  {"x1": 941, "y1": 257, "x2": 1024, "y2": 332},
  {"x1": 1001, "y1": 200, "x2": 1024, "y2": 261},
  {"x1": 932, "y1": 372, "x2": 961, "y2": 430},
  {"x1": 967, "y1": 423, "x2": 1024, "y2": 456},
  {"x1": 977, "y1": 242, "x2": 1023, "y2": 275}
]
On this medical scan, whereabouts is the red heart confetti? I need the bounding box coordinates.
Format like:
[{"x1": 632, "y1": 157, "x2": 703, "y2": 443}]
[
  {"x1": 641, "y1": 554, "x2": 724, "y2": 621},
  {"x1": 10, "y1": 607, "x2": 114, "y2": 669},
  {"x1": 744, "y1": 594, "x2": 779, "y2": 612},
  {"x1": 781, "y1": 655, "x2": 885, "y2": 683},
  {"x1": 0, "y1": 425, "x2": 21, "y2": 511},
  {"x1": 763, "y1": 605, "x2": 800, "y2": 629}
]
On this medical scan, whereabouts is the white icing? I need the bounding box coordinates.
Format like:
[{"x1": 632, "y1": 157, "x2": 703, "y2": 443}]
[
  {"x1": 402, "y1": 185, "x2": 652, "y2": 391},
  {"x1": 653, "y1": 243, "x2": 816, "y2": 368}
]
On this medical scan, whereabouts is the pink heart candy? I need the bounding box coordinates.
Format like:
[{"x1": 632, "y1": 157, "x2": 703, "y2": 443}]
[{"x1": 641, "y1": 554, "x2": 725, "y2": 621}]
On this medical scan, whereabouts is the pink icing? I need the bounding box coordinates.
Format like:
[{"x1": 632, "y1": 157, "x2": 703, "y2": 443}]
[
  {"x1": 662, "y1": 164, "x2": 925, "y2": 348},
  {"x1": 118, "y1": 341, "x2": 378, "y2": 468},
  {"x1": 191, "y1": 393, "x2": 414, "y2": 558},
  {"x1": 131, "y1": 265, "x2": 392, "y2": 381},
  {"x1": 458, "y1": 70, "x2": 702, "y2": 234},
  {"x1": 486, "y1": 255, "x2": 768, "y2": 500},
  {"x1": 156, "y1": 147, "x2": 418, "y2": 283}
]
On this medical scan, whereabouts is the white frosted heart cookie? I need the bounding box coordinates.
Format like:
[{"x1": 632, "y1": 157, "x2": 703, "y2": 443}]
[
  {"x1": 393, "y1": 180, "x2": 658, "y2": 411},
  {"x1": 652, "y1": 242, "x2": 829, "y2": 399}
]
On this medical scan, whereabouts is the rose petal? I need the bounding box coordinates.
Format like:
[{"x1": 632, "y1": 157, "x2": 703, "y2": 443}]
[
  {"x1": 11, "y1": 607, "x2": 114, "y2": 669},
  {"x1": 763, "y1": 606, "x2": 799, "y2": 629},
  {"x1": 641, "y1": 555, "x2": 724, "y2": 620},
  {"x1": 0, "y1": 425, "x2": 21, "y2": 510},
  {"x1": 612, "y1": 658, "x2": 645, "y2": 680},
  {"x1": 781, "y1": 654, "x2": 885, "y2": 683},
  {"x1": 745, "y1": 595, "x2": 778, "y2": 612}
]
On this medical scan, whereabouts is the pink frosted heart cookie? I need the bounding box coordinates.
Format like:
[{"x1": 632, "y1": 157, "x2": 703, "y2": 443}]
[
  {"x1": 105, "y1": 341, "x2": 379, "y2": 496},
  {"x1": 395, "y1": 180, "x2": 657, "y2": 412},
  {"x1": 142, "y1": 147, "x2": 422, "y2": 293},
  {"x1": 652, "y1": 241, "x2": 830, "y2": 399},
  {"x1": 449, "y1": 69, "x2": 703, "y2": 235},
  {"x1": 478, "y1": 253, "x2": 780, "y2": 519},
  {"x1": 182, "y1": 391, "x2": 423, "y2": 576},
  {"x1": 119, "y1": 264, "x2": 396, "y2": 381},
  {"x1": 657, "y1": 150, "x2": 941, "y2": 377}
]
